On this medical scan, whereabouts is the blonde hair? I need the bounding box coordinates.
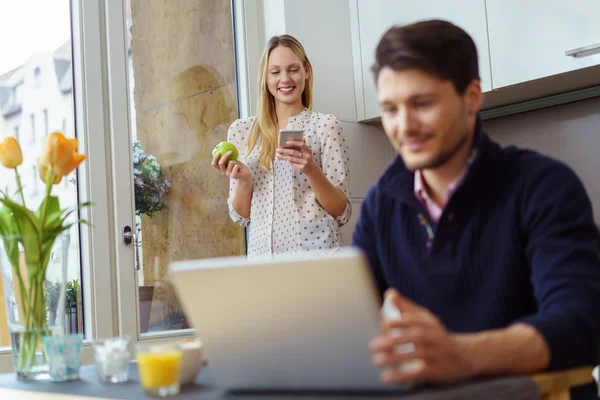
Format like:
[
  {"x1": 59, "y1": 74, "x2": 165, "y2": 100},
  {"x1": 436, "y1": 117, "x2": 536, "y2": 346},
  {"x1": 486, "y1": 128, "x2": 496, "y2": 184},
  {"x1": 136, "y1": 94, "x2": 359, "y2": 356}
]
[{"x1": 246, "y1": 35, "x2": 313, "y2": 171}]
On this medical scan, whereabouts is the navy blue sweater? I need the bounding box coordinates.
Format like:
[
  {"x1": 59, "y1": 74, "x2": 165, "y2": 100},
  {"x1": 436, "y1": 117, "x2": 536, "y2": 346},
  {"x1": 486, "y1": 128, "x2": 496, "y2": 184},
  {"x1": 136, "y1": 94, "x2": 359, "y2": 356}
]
[{"x1": 352, "y1": 120, "x2": 600, "y2": 372}]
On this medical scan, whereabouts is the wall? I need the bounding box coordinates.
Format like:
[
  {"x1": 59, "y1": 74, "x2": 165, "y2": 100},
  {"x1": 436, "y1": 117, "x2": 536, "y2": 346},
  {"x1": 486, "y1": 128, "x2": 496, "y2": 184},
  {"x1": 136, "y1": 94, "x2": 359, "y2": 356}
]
[{"x1": 485, "y1": 97, "x2": 600, "y2": 223}]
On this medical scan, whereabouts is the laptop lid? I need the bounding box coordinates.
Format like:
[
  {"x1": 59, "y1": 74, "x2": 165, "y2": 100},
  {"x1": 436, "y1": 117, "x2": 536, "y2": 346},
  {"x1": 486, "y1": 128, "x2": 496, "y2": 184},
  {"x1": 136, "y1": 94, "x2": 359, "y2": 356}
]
[{"x1": 169, "y1": 248, "x2": 389, "y2": 390}]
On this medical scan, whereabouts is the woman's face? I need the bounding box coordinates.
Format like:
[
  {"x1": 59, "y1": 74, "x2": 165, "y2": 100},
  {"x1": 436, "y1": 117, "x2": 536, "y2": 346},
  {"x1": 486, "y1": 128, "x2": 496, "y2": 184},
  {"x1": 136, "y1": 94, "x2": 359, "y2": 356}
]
[{"x1": 266, "y1": 45, "x2": 309, "y2": 108}]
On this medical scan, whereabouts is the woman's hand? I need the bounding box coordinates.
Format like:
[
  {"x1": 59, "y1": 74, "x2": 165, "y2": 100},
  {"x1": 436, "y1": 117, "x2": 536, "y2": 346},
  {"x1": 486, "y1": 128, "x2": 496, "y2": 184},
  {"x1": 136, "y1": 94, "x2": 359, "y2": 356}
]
[
  {"x1": 211, "y1": 151, "x2": 252, "y2": 185},
  {"x1": 275, "y1": 140, "x2": 318, "y2": 176}
]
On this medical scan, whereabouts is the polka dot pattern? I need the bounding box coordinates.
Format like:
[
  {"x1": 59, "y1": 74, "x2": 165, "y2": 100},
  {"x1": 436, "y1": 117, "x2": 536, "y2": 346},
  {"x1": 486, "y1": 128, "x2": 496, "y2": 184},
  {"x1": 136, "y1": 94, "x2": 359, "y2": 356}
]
[{"x1": 226, "y1": 108, "x2": 352, "y2": 258}]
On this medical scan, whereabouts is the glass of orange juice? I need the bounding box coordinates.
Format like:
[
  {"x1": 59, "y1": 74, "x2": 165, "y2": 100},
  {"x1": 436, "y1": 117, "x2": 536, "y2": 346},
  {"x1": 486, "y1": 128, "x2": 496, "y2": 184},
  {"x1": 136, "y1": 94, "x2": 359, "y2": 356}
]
[{"x1": 136, "y1": 342, "x2": 182, "y2": 397}]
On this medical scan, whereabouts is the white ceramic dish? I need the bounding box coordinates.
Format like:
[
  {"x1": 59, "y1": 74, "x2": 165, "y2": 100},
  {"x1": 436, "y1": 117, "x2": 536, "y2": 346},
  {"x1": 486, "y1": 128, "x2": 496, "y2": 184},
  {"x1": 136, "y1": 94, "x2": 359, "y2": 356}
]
[{"x1": 178, "y1": 339, "x2": 204, "y2": 386}]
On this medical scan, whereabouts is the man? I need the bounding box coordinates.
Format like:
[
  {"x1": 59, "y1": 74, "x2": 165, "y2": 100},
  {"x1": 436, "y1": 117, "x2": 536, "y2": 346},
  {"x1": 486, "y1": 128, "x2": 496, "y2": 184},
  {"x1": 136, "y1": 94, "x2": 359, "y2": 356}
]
[{"x1": 352, "y1": 19, "x2": 600, "y2": 397}]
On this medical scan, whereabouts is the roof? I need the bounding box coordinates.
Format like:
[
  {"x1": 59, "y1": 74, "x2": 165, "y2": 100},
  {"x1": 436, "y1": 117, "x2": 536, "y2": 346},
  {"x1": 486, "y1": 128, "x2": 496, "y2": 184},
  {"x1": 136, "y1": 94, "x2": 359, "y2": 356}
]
[{"x1": 0, "y1": 66, "x2": 21, "y2": 83}]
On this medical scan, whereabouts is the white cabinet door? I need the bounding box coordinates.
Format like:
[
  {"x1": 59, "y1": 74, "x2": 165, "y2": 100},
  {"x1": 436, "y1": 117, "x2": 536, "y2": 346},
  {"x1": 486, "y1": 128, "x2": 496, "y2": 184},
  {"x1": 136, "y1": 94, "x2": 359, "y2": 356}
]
[
  {"x1": 487, "y1": 0, "x2": 600, "y2": 89},
  {"x1": 355, "y1": 0, "x2": 492, "y2": 120},
  {"x1": 284, "y1": 0, "x2": 358, "y2": 121}
]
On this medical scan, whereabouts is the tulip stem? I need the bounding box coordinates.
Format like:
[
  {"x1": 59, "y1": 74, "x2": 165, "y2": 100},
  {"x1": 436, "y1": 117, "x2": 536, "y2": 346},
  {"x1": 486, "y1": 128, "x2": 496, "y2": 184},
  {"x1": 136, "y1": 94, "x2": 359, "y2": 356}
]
[
  {"x1": 14, "y1": 168, "x2": 26, "y2": 208},
  {"x1": 39, "y1": 166, "x2": 54, "y2": 233}
]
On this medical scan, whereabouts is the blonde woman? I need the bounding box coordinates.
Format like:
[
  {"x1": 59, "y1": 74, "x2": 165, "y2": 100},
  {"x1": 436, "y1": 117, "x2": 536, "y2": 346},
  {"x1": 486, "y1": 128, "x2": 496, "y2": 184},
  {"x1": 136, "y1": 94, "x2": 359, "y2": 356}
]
[{"x1": 211, "y1": 34, "x2": 351, "y2": 258}]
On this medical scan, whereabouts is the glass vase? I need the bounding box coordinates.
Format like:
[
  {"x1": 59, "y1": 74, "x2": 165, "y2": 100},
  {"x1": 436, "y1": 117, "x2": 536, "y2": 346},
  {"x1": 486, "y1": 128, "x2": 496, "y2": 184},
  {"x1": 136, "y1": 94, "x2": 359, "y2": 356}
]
[{"x1": 0, "y1": 233, "x2": 68, "y2": 380}]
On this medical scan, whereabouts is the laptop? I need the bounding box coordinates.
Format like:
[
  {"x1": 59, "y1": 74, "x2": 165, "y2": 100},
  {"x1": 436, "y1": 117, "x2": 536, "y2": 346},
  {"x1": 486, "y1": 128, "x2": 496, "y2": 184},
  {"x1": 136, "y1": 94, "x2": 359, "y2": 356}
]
[{"x1": 168, "y1": 247, "x2": 393, "y2": 391}]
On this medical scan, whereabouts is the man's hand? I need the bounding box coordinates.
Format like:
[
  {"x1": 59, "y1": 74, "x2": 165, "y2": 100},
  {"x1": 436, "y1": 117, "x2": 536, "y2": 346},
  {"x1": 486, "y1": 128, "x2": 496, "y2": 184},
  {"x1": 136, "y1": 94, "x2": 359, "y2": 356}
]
[{"x1": 369, "y1": 289, "x2": 474, "y2": 385}]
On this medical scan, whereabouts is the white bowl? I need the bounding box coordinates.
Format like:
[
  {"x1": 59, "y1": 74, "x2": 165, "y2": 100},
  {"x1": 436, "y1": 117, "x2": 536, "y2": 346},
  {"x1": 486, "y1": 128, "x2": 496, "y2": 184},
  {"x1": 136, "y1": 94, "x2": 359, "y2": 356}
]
[{"x1": 178, "y1": 339, "x2": 204, "y2": 386}]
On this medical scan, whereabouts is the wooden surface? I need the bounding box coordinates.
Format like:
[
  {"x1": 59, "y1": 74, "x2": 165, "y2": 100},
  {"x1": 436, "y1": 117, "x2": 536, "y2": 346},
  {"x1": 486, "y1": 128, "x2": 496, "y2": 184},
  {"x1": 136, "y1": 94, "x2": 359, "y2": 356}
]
[
  {"x1": 531, "y1": 366, "x2": 594, "y2": 400},
  {"x1": 0, "y1": 388, "x2": 115, "y2": 400}
]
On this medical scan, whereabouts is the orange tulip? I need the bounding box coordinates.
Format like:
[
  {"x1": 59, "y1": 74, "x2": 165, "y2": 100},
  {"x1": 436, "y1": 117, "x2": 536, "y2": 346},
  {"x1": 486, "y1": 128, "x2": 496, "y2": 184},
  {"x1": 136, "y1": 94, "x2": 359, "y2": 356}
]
[
  {"x1": 0, "y1": 137, "x2": 23, "y2": 169},
  {"x1": 53, "y1": 152, "x2": 86, "y2": 178},
  {"x1": 37, "y1": 131, "x2": 86, "y2": 184},
  {"x1": 38, "y1": 131, "x2": 78, "y2": 167}
]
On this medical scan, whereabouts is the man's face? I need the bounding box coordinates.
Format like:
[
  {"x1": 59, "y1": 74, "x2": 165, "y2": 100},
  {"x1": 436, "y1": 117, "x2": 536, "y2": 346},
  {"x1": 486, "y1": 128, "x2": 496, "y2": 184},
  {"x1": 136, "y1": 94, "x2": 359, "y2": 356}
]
[{"x1": 377, "y1": 67, "x2": 481, "y2": 171}]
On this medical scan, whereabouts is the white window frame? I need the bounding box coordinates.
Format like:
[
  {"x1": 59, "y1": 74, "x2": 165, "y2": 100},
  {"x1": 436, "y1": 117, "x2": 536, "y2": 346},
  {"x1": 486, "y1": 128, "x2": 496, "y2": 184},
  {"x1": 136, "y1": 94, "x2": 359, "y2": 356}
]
[
  {"x1": 0, "y1": 0, "x2": 118, "y2": 372},
  {"x1": 233, "y1": 0, "x2": 254, "y2": 119}
]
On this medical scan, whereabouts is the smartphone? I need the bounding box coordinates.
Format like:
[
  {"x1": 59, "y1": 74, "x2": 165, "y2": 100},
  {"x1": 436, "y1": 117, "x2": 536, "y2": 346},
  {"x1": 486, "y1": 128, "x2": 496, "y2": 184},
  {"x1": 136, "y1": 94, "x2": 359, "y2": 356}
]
[{"x1": 278, "y1": 129, "x2": 304, "y2": 147}]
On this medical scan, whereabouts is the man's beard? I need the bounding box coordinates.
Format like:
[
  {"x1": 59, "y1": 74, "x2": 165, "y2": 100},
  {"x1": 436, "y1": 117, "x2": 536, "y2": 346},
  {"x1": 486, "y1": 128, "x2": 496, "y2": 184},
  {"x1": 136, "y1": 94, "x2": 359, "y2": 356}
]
[
  {"x1": 406, "y1": 133, "x2": 469, "y2": 171},
  {"x1": 404, "y1": 106, "x2": 471, "y2": 171}
]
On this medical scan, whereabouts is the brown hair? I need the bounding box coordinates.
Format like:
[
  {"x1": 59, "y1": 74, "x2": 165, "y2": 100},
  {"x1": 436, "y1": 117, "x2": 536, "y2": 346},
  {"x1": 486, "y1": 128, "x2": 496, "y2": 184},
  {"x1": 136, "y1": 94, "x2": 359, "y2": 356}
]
[{"x1": 372, "y1": 19, "x2": 479, "y2": 94}]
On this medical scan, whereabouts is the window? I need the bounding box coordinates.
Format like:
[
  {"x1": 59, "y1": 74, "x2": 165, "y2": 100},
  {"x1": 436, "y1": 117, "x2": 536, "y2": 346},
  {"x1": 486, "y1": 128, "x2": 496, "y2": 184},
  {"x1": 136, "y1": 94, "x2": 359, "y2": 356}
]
[
  {"x1": 34, "y1": 67, "x2": 41, "y2": 87},
  {"x1": 30, "y1": 113, "x2": 35, "y2": 142},
  {"x1": 14, "y1": 83, "x2": 24, "y2": 103},
  {"x1": 0, "y1": 0, "x2": 106, "y2": 365},
  {"x1": 1, "y1": 0, "x2": 164, "y2": 372},
  {"x1": 43, "y1": 109, "x2": 49, "y2": 135},
  {"x1": 31, "y1": 165, "x2": 38, "y2": 196}
]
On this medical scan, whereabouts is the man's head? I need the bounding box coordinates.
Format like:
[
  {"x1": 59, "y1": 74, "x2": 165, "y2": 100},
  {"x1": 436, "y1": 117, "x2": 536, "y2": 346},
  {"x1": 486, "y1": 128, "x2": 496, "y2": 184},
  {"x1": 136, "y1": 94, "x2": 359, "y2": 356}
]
[{"x1": 373, "y1": 20, "x2": 483, "y2": 171}]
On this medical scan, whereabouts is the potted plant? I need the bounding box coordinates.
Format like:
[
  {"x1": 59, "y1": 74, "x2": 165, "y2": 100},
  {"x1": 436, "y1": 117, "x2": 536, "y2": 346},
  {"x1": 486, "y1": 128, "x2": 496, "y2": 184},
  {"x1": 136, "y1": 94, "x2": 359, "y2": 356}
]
[
  {"x1": 133, "y1": 140, "x2": 170, "y2": 218},
  {"x1": 43, "y1": 281, "x2": 61, "y2": 326},
  {"x1": 65, "y1": 279, "x2": 79, "y2": 334}
]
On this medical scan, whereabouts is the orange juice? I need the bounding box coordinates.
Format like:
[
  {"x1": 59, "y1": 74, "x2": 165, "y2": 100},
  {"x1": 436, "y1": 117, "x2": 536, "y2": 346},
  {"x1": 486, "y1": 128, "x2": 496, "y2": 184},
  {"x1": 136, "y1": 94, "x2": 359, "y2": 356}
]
[{"x1": 137, "y1": 351, "x2": 182, "y2": 389}]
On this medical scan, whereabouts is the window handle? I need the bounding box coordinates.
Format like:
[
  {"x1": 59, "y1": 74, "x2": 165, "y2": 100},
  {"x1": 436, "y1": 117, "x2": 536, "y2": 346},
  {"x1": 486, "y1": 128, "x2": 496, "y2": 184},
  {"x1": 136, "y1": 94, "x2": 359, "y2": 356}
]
[{"x1": 122, "y1": 225, "x2": 140, "y2": 271}]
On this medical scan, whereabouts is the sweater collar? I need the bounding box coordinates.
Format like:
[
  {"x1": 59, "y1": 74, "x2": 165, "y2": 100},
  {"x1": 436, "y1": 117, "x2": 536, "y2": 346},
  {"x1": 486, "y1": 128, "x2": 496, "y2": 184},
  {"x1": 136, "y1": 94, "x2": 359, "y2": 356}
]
[{"x1": 379, "y1": 115, "x2": 499, "y2": 201}]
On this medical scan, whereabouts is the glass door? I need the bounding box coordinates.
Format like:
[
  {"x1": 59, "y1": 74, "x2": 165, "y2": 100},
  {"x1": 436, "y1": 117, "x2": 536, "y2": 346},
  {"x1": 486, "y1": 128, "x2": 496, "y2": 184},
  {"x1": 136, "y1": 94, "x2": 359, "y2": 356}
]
[{"x1": 106, "y1": 0, "x2": 246, "y2": 340}]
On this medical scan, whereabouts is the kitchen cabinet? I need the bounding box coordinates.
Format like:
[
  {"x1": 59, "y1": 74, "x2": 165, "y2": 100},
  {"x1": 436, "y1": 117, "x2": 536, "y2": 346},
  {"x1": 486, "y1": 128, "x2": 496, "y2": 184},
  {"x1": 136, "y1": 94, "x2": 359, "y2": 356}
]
[
  {"x1": 351, "y1": 0, "x2": 492, "y2": 120},
  {"x1": 486, "y1": 0, "x2": 600, "y2": 88}
]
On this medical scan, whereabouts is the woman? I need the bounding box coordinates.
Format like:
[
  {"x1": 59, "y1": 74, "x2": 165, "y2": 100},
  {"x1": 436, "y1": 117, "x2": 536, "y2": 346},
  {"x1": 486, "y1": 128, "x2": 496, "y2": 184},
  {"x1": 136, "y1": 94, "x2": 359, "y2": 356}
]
[{"x1": 211, "y1": 34, "x2": 351, "y2": 258}]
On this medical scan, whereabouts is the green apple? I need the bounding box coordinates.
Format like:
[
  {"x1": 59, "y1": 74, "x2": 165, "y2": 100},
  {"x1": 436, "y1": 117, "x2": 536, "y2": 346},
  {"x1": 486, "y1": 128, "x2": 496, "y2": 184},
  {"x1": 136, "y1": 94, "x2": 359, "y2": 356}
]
[{"x1": 212, "y1": 141, "x2": 239, "y2": 164}]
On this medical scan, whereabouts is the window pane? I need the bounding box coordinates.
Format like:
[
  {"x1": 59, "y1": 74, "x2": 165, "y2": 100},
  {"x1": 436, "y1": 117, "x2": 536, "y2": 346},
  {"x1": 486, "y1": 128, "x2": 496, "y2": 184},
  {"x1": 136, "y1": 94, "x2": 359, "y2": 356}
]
[
  {"x1": 126, "y1": 0, "x2": 245, "y2": 334},
  {"x1": 0, "y1": 0, "x2": 83, "y2": 350}
]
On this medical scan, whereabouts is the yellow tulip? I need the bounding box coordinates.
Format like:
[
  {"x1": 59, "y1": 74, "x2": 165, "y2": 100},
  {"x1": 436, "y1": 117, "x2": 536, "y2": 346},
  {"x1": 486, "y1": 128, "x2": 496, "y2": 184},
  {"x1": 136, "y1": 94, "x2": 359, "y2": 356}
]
[
  {"x1": 36, "y1": 157, "x2": 62, "y2": 184},
  {"x1": 0, "y1": 137, "x2": 23, "y2": 169},
  {"x1": 37, "y1": 131, "x2": 87, "y2": 184}
]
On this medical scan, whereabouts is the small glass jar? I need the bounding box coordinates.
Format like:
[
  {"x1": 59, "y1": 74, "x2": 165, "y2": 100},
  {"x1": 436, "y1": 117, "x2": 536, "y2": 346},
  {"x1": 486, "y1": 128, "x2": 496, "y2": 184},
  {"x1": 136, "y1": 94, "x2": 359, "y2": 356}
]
[
  {"x1": 92, "y1": 335, "x2": 131, "y2": 383},
  {"x1": 42, "y1": 334, "x2": 83, "y2": 382}
]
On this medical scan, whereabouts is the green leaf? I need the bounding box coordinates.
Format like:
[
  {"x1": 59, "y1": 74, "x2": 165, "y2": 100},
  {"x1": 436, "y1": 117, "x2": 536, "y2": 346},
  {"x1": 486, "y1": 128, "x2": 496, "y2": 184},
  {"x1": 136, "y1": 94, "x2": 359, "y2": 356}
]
[
  {"x1": 39, "y1": 235, "x2": 59, "y2": 272},
  {"x1": 37, "y1": 196, "x2": 62, "y2": 231},
  {"x1": 0, "y1": 206, "x2": 16, "y2": 237},
  {"x1": 15, "y1": 215, "x2": 41, "y2": 266},
  {"x1": 0, "y1": 207, "x2": 19, "y2": 268},
  {"x1": 54, "y1": 202, "x2": 94, "y2": 231},
  {"x1": 0, "y1": 198, "x2": 43, "y2": 267},
  {"x1": 60, "y1": 201, "x2": 93, "y2": 219},
  {"x1": 0, "y1": 197, "x2": 41, "y2": 234}
]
